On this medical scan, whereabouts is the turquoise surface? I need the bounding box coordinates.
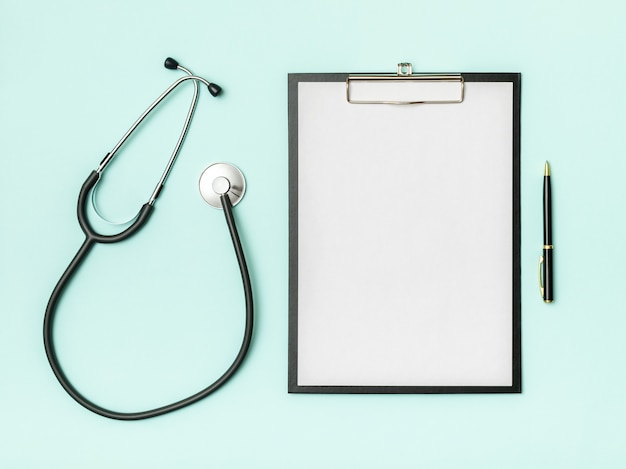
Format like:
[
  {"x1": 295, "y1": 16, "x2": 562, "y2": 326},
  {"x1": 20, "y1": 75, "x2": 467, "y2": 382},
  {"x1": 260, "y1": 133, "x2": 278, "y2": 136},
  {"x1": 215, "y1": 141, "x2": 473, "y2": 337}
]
[{"x1": 1, "y1": 0, "x2": 625, "y2": 467}]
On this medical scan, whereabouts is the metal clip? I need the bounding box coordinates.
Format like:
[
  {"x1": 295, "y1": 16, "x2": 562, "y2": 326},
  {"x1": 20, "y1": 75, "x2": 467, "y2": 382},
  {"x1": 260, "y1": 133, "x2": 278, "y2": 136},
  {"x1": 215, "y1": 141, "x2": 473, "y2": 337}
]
[
  {"x1": 538, "y1": 255, "x2": 545, "y2": 299},
  {"x1": 346, "y1": 63, "x2": 464, "y2": 104}
]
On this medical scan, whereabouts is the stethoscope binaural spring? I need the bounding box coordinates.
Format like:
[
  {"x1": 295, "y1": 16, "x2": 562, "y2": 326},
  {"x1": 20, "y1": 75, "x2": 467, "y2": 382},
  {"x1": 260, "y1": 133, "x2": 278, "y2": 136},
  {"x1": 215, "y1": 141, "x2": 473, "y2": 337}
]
[{"x1": 43, "y1": 58, "x2": 253, "y2": 421}]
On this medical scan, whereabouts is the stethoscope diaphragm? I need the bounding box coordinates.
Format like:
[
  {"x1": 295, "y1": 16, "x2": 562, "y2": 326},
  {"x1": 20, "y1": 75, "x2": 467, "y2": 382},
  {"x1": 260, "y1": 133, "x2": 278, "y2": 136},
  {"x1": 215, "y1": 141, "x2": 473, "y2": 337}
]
[{"x1": 199, "y1": 162, "x2": 246, "y2": 208}]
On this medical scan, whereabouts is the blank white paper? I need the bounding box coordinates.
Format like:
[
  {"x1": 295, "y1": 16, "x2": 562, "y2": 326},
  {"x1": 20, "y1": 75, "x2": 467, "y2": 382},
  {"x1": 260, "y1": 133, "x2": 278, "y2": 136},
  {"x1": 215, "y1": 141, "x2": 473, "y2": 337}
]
[{"x1": 296, "y1": 80, "x2": 514, "y2": 387}]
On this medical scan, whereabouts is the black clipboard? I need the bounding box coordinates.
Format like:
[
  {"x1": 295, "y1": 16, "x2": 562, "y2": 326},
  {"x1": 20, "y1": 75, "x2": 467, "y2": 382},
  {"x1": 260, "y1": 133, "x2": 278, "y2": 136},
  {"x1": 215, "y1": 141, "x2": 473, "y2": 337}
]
[{"x1": 289, "y1": 68, "x2": 521, "y2": 394}]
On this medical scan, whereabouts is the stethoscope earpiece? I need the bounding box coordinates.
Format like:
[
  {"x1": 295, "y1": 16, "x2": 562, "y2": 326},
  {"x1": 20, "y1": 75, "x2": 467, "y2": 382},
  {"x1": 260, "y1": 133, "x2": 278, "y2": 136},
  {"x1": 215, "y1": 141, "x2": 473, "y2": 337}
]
[
  {"x1": 199, "y1": 163, "x2": 246, "y2": 209},
  {"x1": 165, "y1": 56, "x2": 222, "y2": 96},
  {"x1": 164, "y1": 57, "x2": 180, "y2": 70},
  {"x1": 207, "y1": 82, "x2": 222, "y2": 97}
]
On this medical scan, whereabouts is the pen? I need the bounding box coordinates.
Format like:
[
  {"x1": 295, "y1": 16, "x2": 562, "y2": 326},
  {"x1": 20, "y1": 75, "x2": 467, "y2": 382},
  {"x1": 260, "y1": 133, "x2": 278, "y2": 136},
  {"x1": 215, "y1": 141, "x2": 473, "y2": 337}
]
[{"x1": 539, "y1": 161, "x2": 553, "y2": 302}]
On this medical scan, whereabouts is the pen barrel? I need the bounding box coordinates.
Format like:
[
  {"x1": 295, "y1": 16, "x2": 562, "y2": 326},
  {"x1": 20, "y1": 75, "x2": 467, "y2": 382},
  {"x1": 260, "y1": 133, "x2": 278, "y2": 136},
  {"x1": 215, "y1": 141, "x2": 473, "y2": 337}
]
[
  {"x1": 543, "y1": 176, "x2": 552, "y2": 243},
  {"x1": 543, "y1": 247, "x2": 553, "y2": 302}
]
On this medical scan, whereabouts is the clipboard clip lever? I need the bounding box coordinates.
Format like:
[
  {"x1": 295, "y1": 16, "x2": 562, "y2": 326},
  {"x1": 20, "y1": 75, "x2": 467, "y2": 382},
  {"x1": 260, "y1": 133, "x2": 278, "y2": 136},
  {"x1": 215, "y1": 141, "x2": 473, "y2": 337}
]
[{"x1": 346, "y1": 63, "x2": 464, "y2": 105}]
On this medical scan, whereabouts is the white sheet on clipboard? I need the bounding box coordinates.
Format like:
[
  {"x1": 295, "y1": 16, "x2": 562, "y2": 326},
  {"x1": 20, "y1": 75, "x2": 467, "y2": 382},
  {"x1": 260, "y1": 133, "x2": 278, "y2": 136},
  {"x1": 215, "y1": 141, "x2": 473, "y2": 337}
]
[{"x1": 297, "y1": 80, "x2": 513, "y2": 387}]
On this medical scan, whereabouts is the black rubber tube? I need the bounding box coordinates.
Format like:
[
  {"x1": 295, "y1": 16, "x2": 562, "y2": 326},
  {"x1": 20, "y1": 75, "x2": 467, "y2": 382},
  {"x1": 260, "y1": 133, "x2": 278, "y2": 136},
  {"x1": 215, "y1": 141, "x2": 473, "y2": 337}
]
[
  {"x1": 43, "y1": 178, "x2": 253, "y2": 420},
  {"x1": 77, "y1": 171, "x2": 155, "y2": 243}
]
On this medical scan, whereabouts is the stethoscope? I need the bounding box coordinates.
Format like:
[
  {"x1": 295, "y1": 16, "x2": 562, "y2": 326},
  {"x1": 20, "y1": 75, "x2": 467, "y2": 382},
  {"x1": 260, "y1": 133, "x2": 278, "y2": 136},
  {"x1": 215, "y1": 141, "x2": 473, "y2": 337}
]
[{"x1": 43, "y1": 58, "x2": 253, "y2": 420}]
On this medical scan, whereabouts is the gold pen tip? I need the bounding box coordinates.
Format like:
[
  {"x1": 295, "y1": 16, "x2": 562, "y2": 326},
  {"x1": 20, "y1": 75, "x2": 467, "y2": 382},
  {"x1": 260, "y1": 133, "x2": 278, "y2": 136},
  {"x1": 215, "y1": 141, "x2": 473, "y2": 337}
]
[{"x1": 544, "y1": 161, "x2": 550, "y2": 177}]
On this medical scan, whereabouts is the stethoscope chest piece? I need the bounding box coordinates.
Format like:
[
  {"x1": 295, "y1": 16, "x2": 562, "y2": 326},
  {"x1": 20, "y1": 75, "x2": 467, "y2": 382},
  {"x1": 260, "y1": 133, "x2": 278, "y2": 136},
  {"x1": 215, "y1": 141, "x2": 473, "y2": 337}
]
[{"x1": 199, "y1": 163, "x2": 246, "y2": 208}]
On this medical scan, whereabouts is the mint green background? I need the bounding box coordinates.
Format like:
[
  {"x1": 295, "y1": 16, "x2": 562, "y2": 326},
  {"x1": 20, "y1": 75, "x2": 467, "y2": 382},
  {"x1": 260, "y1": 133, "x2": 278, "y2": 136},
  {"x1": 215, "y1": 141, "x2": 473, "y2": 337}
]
[{"x1": 1, "y1": 0, "x2": 625, "y2": 467}]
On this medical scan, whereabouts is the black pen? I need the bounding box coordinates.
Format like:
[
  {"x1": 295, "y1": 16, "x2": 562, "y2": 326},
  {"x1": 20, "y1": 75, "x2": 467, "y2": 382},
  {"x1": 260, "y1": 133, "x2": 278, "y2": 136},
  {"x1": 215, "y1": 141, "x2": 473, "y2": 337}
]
[{"x1": 540, "y1": 161, "x2": 553, "y2": 302}]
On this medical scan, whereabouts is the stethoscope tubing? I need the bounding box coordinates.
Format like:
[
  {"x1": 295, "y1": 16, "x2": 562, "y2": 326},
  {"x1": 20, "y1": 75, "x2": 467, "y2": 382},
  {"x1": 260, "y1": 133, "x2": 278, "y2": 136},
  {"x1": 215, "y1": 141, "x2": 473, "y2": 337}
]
[
  {"x1": 81, "y1": 171, "x2": 154, "y2": 243},
  {"x1": 43, "y1": 179, "x2": 253, "y2": 420}
]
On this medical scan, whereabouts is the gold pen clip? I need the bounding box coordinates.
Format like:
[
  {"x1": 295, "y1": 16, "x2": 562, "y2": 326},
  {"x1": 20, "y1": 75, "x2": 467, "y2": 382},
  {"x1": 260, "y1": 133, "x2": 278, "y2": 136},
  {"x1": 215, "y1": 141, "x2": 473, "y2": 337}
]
[{"x1": 538, "y1": 255, "x2": 544, "y2": 299}]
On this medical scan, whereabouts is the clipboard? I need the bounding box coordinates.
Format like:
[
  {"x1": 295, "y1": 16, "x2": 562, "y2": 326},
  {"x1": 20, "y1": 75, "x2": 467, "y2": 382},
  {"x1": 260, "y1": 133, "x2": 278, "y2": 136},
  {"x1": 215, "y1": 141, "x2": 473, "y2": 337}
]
[{"x1": 288, "y1": 65, "x2": 521, "y2": 394}]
